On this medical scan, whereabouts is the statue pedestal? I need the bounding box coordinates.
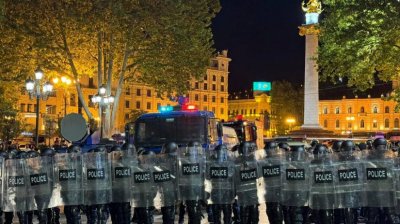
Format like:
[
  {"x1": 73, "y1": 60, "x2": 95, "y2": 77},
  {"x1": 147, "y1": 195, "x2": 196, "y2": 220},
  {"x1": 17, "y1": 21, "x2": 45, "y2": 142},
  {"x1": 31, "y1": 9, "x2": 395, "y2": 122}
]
[{"x1": 289, "y1": 128, "x2": 335, "y2": 138}]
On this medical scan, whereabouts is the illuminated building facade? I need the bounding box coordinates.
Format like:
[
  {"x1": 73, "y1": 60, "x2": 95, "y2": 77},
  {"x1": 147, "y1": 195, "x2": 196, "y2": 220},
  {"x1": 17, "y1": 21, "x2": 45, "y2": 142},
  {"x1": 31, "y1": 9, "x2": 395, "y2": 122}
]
[{"x1": 16, "y1": 51, "x2": 230, "y2": 141}]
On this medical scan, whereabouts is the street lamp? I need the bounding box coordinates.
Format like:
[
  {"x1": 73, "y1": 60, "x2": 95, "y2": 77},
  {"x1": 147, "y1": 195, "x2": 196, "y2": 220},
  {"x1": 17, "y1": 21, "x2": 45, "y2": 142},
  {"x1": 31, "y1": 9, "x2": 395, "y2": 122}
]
[
  {"x1": 25, "y1": 67, "x2": 53, "y2": 148},
  {"x1": 91, "y1": 84, "x2": 114, "y2": 140},
  {"x1": 286, "y1": 118, "x2": 296, "y2": 132},
  {"x1": 53, "y1": 76, "x2": 72, "y2": 116}
]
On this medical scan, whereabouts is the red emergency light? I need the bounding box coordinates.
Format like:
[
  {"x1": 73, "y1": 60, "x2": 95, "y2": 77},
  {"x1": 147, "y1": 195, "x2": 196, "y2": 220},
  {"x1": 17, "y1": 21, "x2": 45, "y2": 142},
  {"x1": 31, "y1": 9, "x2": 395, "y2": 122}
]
[
  {"x1": 182, "y1": 104, "x2": 197, "y2": 111},
  {"x1": 236, "y1": 114, "x2": 244, "y2": 120}
]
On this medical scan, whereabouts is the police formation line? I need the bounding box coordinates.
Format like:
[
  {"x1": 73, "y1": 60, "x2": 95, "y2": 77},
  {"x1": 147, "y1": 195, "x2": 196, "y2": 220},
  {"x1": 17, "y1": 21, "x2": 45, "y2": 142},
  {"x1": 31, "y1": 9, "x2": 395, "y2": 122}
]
[{"x1": 1, "y1": 138, "x2": 400, "y2": 224}]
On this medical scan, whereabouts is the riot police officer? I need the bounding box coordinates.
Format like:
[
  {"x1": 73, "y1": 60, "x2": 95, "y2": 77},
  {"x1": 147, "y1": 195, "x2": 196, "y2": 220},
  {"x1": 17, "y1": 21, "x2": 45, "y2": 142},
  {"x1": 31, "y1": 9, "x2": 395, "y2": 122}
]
[
  {"x1": 281, "y1": 145, "x2": 311, "y2": 224},
  {"x1": 0, "y1": 150, "x2": 8, "y2": 224},
  {"x1": 158, "y1": 142, "x2": 179, "y2": 224},
  {"x1": 109, "y1": 144, "x2": 136, "y2": 224},
  {"x1": 309, "y1": 144, "x2": 335, "y2": 224},
  {"x1": 235, "y1": 142, "x2": 260, "y2": 224},
  {"x1": 16, "y1": 150, "x2": 34, "y2": 224},
  {"x1": 262, "y1": 141, "x2": 284, "y2": 224},
  {"x1": 363, "y1": 138, "x2": 396, "y2": 224},
  {"x1": 205, "y1": 144, "x2": 235, "y2": 224}
]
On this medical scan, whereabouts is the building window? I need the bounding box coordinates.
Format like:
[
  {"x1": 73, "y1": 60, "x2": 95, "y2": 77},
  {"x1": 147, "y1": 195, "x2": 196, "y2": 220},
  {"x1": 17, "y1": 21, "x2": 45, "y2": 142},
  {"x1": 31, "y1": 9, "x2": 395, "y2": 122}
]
[
  {"x1": 385, "y1": 106, "x2": 390, "y2": 113},
  {"x1": 221, "y1": 76, "x2": 225, "y2": 83},
  {"x1": 195, "y1": 82, "x2": 199, "y2": 89},
  {"x1": 360, "y1": 107, "x2": 365, "y2": 113},
  {"x1": 212, "y1": 75, "x2": 216, "y2": 81},
  {"x1": 335, "y1": 107, "x2": 340, "y2": 114},
  {"x1": 46, "y1": 105, "x2": 56, "y2": 114},
  {"x1": 395, "y1": 118, "x2": 399, "y2": 128},
  {"x1": 136, "y1": 89, "x2": 141, "y2": 96},
  {"x1": 323, "y1": 107, "x2": 328, "y2": 114},
  {"x1": 203, "y1": 95, "x2": 208, "y2": 102},
  {"x1": 125, "y1": 113, "x2": 129, "y2": 121},
  {"x1": 88, "y1": 77, "x2": 94, "y2": 88},
  {"x1": 20, "y1": 103, "x2": 26, "y2": 112},
  {"x1": 204, "y1": 83, "x2": 208, "y2": 90},
  {"x1": 323, "y1": 119, "x2": 328, "y2": 128},
  {"x1": 147, "y1": 90, "x2": 151, "y2": 97},
  {"x1": 212, "y1": 84, "x2": 216, "y2": 91},
  {"x1": 212, "y1": 107, "x2": 216, "y2": 113},
  {"x1": 335, "y1": 120, "x2": 340, "y2": 128},
  {"x1": 195, "y1": 94, "x2": 199, "y2": 101},
  {"x1": 204, "y1": 75, "x2": 207, "y2": 80},
  {"x1": 360, "y1": 120, "x2": 365, "y2": 128},
  {"x1": 347, "y1": 107, "x2": 352, "y2": 114},
  {"x1": 373, "y1": 120, "x2": 378, "y2": 128},
  {"x1": 125, "y1": 87, "x2": 130, "y2": 95},
  {"x1": 221, "y1": 97, "x2": 224, "y2": 103},
  {"x1": 220, "y1": 108, "x2": 224, "y2": 114},
  {"x1": 385, "y1": 119, "x2": 389, "y2": 128},
  {"x1": 221, "y1": 85, "x2": 225, "y2": 92},
  {"x1": 347, "y1": 122, "x2": 352, "y2": 128},
  {"x1": 125, "y1": 100, "x2": 130, "y2": 108},
  {"x1": 136, "y1": 101, "x2": 141, "y2": 109},
  {"x1": 373, "y1": 106, "x2": 378, "y2": 113},
  {"x1": 146, "y1": 102, "x2": 151, "y2": 110},
  {"x1": 70, "y1": 94, "x2": 76, "y2": 106},
  {"x1": 212, "y1": 96, "x2": 216, "y2": 103}
]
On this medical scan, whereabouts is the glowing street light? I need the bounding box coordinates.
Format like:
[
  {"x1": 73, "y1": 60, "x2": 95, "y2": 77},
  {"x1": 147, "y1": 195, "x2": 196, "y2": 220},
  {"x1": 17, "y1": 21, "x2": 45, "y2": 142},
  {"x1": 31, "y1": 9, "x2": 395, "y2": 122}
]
[
  {"x1": 286, "y1": 118, "x2": 296, "y2": 131},
  {"x1": 91, "y1": 84, "x2": 114, "y2": 140}
]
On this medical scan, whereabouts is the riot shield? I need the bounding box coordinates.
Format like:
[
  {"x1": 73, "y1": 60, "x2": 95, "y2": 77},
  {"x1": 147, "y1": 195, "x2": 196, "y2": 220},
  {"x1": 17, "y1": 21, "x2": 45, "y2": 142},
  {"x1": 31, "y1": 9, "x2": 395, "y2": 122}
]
[
  {"x1": 82, "y1": 151, "x2": 112, "y2": 205},
  {"x1": 234, "y1": 155, "x2": 263, "y2": 206},
  {"x1": 394, "y1": 158, "x2": 400, "y2": 213},
  {"x1": 3, "y1": 158, "x2": 30, "y2": 212},
  {"x1": 110, "y1": 150, "x2": 136, "y2": 203},
  {"x1": 205, "y1": 152, "x2": 235, "y2": 205},
  {"x1": 153, "y1": 154, "x2": 177, "y2": 209},
  {"x1": 258, "y1": 151, "x2": 285, "y2": 203},
  {"x1": 363, "y1": 151, "x2": 395, "y2": 207},
  {"x1": 177, "y1": 146, "x2": 205, "y2": 201},
  {"x1": 281, "y1": 152, "x2": 310, "y2": 207},
  {"x1": 54, "y1": 152, "x2": 83, "y2": 206},
  {"x1": 309, "y1": 155, "x2": 336, "y2": 210},
  {"x1": 0, "y1": 157, "x2": 4, "y2": 209},
  {"x1": 26, "y1": 156, "x2": 55, "y2": 210},
  {"x1": 334, "y1": 153, "x2": 364, "y2": 209},
  {"x1": 131, "y1": 153, "x2": 158, "y2": 208}
]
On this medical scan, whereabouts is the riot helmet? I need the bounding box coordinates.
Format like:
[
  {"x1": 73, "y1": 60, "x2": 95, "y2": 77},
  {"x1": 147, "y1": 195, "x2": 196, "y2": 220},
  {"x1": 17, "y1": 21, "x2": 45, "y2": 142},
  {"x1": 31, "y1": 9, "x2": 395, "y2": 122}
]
[
  {"x1": 332, "y1": 140, "x2": 343, "y2": 152},
  {"x1": 89, "y1": 146, "x2": 107, "y2": 153},
  {"x1": 265, "y1": 141, "x2": 278, "y2": 156},
  {"x1": 358, "y1": 142, "x2": 367, "y2": 151},
  {"x1": 313, "y1": 144, "x2": 328, "y2": 159},
  {"x1": 186, "y1": 141, "x2": 202, "y2": 158},
  {"x1": 41, "y1": 148, "x2": 55, "y2": 157},
  {"x1": 372, "y1": 138, "x2": 387, "y2": 151},
  {"x1": 110, "y1": 145, "x2": 123, "y2": 152},
  {"x1": 55, "y1": 146, "x2": 68, "y2": 154},
  {"x1": 310, "y1": 139, "x2": 319, "y2": 148},
  {"x1": 122, "y1": 143, "x2": 136, "y2": 154},
  {"x1": 290, "y1": 145, "x2": 306, "y2": 161},
  {"x1": 26, "y1": 150, "x2": 38, "y2": 158},
  {"x1": 161, "y1": 142, "x2": 178, "y2": 154},
  {"x1": 67, "y1": 145, "x2": 81, "y2": 153},
  {"x1": 239, "y1": 142, "x2": 254, "y2": 156},
  {"x1": 214, "y1": 144, "x2": 229, "y2": 163},
  {"x1": 7, "y1": 148, "x2": 18, "y2": 159},
  {"x1": 278, "y1": 142, "x2": 290, "y2": 152},
  {"x1": 340, "y1": 140, "x2": 355, "y2": 152},
  {"x1": 0, "y1": 151, "x2": 9, "y2": 159}
]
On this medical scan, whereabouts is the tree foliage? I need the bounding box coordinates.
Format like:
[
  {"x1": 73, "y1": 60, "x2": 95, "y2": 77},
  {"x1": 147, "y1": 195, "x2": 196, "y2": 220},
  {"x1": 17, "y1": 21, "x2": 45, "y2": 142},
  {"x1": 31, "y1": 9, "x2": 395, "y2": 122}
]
[
  {"x1": 0, "y1": 83, "x2": 24, "y2": 144},
  {"x1": 270, "y1": 81, "x2": 303, "y2": 135},
  {"x1": 0, "y1": 0, "x2": 220, "y2": 136},
  {"x1": 318, "y1": 0, "x2": 400, "y2": 91}
]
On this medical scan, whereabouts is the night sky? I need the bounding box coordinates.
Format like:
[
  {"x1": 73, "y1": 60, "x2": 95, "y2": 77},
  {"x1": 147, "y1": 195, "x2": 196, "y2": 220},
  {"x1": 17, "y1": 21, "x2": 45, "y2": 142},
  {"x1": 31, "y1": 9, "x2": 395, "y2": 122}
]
[{"x1": 212, "y1": 0, "x2": 306, "y2": 93}]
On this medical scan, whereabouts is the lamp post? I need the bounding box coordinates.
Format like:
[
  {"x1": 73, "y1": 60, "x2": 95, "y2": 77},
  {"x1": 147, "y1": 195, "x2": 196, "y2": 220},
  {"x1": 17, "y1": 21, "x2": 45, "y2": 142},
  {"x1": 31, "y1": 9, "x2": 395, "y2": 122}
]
[
  {"x1": 53, "y1": 76, "x2": 72, "y2": 116},
  {"x1": 25, "y1": 68, "x2": 53, "y2": 148},
  {"x1": 286, "y1": 118, "x2": 296, "y2": 133},
  {"x1": 91, "y1": 84, "x2": 114, "y2": 140}
]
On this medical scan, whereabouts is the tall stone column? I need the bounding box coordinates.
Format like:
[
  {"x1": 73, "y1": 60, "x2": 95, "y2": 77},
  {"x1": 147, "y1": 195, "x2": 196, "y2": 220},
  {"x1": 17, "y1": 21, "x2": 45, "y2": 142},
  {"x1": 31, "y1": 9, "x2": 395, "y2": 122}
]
[{"x1": 299, "y1": 0, "x2": 322, "y2": 130}]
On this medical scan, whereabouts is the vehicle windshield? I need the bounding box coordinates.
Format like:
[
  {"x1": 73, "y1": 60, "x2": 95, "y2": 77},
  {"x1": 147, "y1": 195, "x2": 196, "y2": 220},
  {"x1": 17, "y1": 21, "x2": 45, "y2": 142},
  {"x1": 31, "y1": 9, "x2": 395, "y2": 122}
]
[{"x1": 135, "y1": 116, "x2": 207, "y2": 146}]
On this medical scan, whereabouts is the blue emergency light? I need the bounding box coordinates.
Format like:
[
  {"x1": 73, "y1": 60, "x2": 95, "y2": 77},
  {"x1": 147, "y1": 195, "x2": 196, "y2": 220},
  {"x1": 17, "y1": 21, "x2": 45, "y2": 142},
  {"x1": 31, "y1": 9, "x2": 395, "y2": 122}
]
[{"x1": 159, "y1": 105, "x2": 173, "y2": 112}]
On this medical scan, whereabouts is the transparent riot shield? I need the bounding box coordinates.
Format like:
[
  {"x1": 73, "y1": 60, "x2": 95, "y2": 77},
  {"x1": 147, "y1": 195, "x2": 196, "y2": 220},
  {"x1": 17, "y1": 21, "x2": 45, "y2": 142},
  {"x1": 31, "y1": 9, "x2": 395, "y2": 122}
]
[
  {"x1": 110, "y1": 150, "x2": 136, "y2": 203},
  {"x1": 177, "y1": 146, "x2": 205, "y2": 202},
  {"x1": 3, "y1": 158, "x2": 30, "y2": 212},
  {"x1": 82, "y1": 151, "x2": 112, "y2": 205},
  {"x1": 54, "y1": 152, "x2": 83, "y2": 206},
  {"x1": 131, "y1": 153, "x2": 158, "y2": 208},
  {"x1": 26, "y1": 156, "x2": 55, "y2": 210},
  {"x1": 281, "y1": 152, "x2": 310, "y2": 207},
  {"x1": 235, "y1": 155, "x2": 263, "y2": 206},
  {"x1": 205, "y1": 152, "x2": 235, "y2": 205},
  {"x1": 0, "y1": 157, "x2": 4, "y2": 209},
  {"x1": 394, "y1": 158, "x2": 400, "y2": 213},
  {"x1": 153, "y1": 154, "x2": 177, "y2": 209},
  {"x1": 258, "y1": 152, "x2": 285, "y2": 203},
  {"x1": 309, "y1": 155, "x2": 336, "y2": 210},
  {"x1": 334, "y1": 154, "x2": 364, "y2": 209},
  {"x1": 363, "y1": 151, "x2": 395, "y2": 207}
]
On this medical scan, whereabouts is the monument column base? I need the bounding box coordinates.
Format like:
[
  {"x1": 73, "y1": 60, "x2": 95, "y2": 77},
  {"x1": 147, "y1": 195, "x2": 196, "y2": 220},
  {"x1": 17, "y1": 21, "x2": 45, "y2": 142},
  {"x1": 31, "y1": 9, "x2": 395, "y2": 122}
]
[{"x1": 300, "y1": 124, "x2": 322, "y2": 129}]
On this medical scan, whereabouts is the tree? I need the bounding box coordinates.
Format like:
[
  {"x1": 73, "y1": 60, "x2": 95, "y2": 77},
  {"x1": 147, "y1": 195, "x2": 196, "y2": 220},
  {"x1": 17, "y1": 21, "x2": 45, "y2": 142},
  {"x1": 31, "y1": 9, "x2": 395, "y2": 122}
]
[
  {"x1": 318, "y1": 0, "x2": 400, "y2": 91},
  {"x1": 0, "y1": 0, "x2": 220, "y2": 137},
  {"x1": 270, "y1": 81, "x2": 304, "y2": 135},
  {"x1": 0, "y1": 84, "x2": 24, "y2": 146}
]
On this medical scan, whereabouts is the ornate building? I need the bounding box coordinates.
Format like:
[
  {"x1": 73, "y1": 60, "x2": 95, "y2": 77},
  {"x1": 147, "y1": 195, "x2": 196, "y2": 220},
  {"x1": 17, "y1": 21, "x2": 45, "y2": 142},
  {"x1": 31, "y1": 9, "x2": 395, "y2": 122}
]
[{"x1": 16, "y1": 51, "x2": 230, "y2": 142}]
